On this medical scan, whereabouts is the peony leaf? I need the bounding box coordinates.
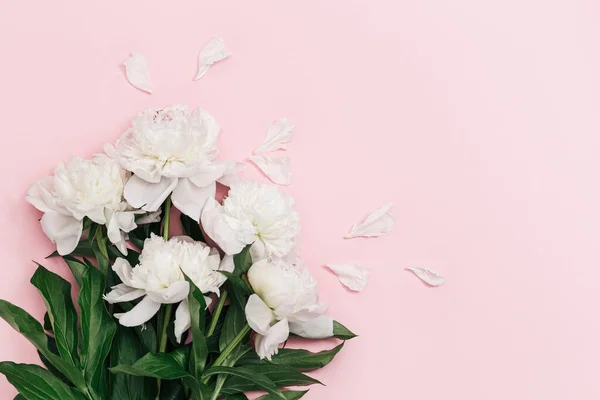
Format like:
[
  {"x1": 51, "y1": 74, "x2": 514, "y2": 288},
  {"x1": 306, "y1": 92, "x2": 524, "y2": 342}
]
[
  {"x1": 256, "y1": 390, "x2": 309, "y2": 400},
  {"x1": 344, "y1": 203, "x2": 395, "y2": 239},
  {"x1": 220, "y1": 364, "x2": 321, "y2": 395},
  {"x1": 0, "y1": 362, "x2": 86, "y2": 400},
  {"x1": 233, "y1": 245, "x2": 253, "y2": 276},
  {"x1": 324, "y1": 263, "x2": 370, "y2": 292},
  {"x1": 332, "y1": 321, "x2": 357, "y2": 340},
  {"x1": 253, "y1": 118, "x2": 294, "y2": 154},
  {"x1": 186, "y1": 279, "x2": 209, "y2": 379},
  {"x1": 247, "y1": 155, "x2": 291, "y2": 186},
  {"x1": 194, "y1": 37, "x2": 231, "y2": 80},
  {"x1": 239, "y1": 343, "x2": 344, "y2": 372},
  {"x1": 61, "y1": 256, "x2": 88, "y2": 287},
  {"x1": 202, "y1": 366, "x2": 286, "y2": 400},
  {"x1": 219, "y1": 302, "x2": 247, "y2": 352},
  {"x1": 123, "y1": 52, "x2": 152, "y2": 93},
  {"x1": 405, "y1": 267, "x2": 445, "y2": 286}
]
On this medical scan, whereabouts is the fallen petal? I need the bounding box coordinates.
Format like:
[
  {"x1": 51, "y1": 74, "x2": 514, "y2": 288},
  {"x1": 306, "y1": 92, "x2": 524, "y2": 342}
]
[
  {"x1": 253, "y1": 118, "x2": 294, "y2": 154},
  {"x1": 405, "y1": 267, "x2": 445, "y2": 286},
  {"x1": 344, "y1": 203, "x2": 395, "y2": 239},
  {"x1": 324, "y1": 264, "x2": 370, "y2": 292},
  {"x1": 123, "y1": 52, "x2": 152, "y2": 93},
  {"x1": 247, "y1": 155, "x2": 291, "y2": 186},
  {"x1": 194, "y1": 37, "x2": 231, "y2": 80}
]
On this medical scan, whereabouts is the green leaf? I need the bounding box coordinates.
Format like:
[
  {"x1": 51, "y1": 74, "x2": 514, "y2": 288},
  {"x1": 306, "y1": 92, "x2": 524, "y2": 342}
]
[
  {"x1": 92, "y1": 241, "x2": 109, "y2": 277},
  {"x1": 0, "y1": 300, "x2": 87, "y2": 391},
  {"x1": 233, "y1": 245, "x2": 253, "y2": 276},
  {"x1": 332, "y1": 321, "x2": 357, "y2": 340},
  {"x1": 256, "y1": 391, "x2": 308, "y2": 400},
  {"x1": 180, "y1": 213, "x2": 205, "y2": 242},
  {"x1": 219, "y1": 303, "x2": 246, "y2": 352},
  {"x1": 220, "y1": 365, "x2": 320, "y2": 395},
  {"x1": 239, "y1": 343, "x2": 344, "y2": 372},
  {"x1": 158, "y1": 379, "x2": 185, "y2": 400},
  {"x1": 61, "y1": 256, "x2": 88, "y2": 287},
  {"x1": 79, "y1": 267, "x2": 117, "y2": 398},
  {"x1": 202, "y1": 366, "x2": 285, "y2": 400},
  {"x1": 0, "y1": 362, "x2": 86, "y2": 400},
  {"x1": 187, "y1": 281, "x2": 208, "y2": 378},
  {"x1": 47, "y1": 240, "x2": 96, "y2": 259},
  {"x1": 30, "y1": 264, "x2": 80, "y2": 367},
  {"x1": 38, "y1": 335, "x2": 70, "y2": 385},
  {"x1": 226, "y1": 395, "x2": 249, "y2": 400},
  {"x1": 220, "y1": 272, "x2": 252, "y2": 310},
  {"x1": 110, "y1": 326, "x2": 156, "y2": 400},
  {"x1": 43, "y1": 313, "x2": 53, "y2": 333}
]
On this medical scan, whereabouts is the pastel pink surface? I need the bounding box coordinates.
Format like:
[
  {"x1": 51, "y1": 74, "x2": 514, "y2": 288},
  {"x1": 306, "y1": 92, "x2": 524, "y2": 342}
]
[{"x1": 1, "y1": 0, "x2": 599, "y2": 398}]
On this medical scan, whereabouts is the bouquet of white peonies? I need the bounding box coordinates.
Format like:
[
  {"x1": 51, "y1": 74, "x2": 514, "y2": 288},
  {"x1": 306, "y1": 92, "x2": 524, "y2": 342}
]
[{"x1": 0, "y1": 104, "x2": 354, "y2": 400}]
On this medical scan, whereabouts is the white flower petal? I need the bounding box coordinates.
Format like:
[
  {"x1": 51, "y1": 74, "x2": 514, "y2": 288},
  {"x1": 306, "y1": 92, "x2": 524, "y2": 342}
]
[
  {"x1": 112, "y1": 258, "x2": 139, "y2": 288},
  {"x1": 171, "y1": 179, "x2": 216, "y2": 221},
  {"x1": 289, "y1": 315, "x2": 333, "y2": 339},
  {"x1": 136, "y1": 210, "x2": 162, "y2": 225},
  {"x1": 255, "y1": 318, "x2": 290, "y2": 360},
  {"x1": 201, "y1": 198, "x2": 250, "y2": 255},
  {"x1": 123, "y1": 52, "x2": 152, "y2": 93},
  {"x1": 115, "y1": 211, "x2": 138, "y2": 233},
  {"x1": 217, "y1": 162, "x2": 245, "y2": 187},
  {"x1": 253, "y1": 118, "x2": 294, "y2": 154},
  {"x1": 245, "y1": 294, "x2": 275, "y2": 336},
  {"x1": 188, "y1": 161, "x2": 232, "y2": 188},
  {"x1": 104, "y1": 284, "x2": 146, "y2": 303},
  {"x1": 405, "y1": 267, "x2": 445, "y2": 286},
  {"x1": 247, "y1": 155, "x2": 291, "y2": 186},
  {"x1": 174, "y1": 299, "x2": 190, "y2": 344},
  {"x1": 324, "y1": 263, "x2": 370, "y2": 292},
  {"x1": 124, "y1": 175, "x2": 178, "y2": 212},
  {"x1": 114, "y1": 296, "x2": 161, "y2": 327},
  {"x1": 194, "y1": 37, "x2": 231, "y2": 80},
  {"x1": 146, "y1": 280, "x2": 190, "y2": 304},
  {"x1": 344, "y1": 203, "x2": 395, "y2": 239},
  {"x1": 40, "y1": 213, "x2": 83, "y2": 255}
]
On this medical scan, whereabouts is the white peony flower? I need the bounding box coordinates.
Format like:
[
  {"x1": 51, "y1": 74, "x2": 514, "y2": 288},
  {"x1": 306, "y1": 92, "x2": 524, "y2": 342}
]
[
  {"x1": 26, "y1": 155, "x2": 141, "y2": 255},
  {"x1": 245, "y1": 258, "x2": 333, "y2": 360},
  {"x1": 106, "y1": 104, "x2": 239, "y2": 221},
  {"x1": 104, "y1": 234, "x2": 233, "y2": 343},
  {"x1": 201, "y1": 181, "x2": 301, "y2": 261}
]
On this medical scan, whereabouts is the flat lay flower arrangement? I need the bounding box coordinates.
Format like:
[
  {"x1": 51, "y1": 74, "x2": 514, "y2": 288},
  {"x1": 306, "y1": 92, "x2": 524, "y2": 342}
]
[{"x1": 0, "y1": 38, "x2": 442, "y2": 400}]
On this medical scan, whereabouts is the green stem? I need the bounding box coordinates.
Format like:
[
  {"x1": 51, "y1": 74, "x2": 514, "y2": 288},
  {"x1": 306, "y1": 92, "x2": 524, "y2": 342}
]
[
  {"x1": 163, "y1": 196, "x2": 172, "y2": 241},
  {"x1": 206, "y1": 290, "x2": 228, "y2": 337},
  {"x1": 202, "y1": 324, "x2": 251, "y2": 384},
  {"x1": 210, "y1": 376, "x2": 227, "y2": 400}
]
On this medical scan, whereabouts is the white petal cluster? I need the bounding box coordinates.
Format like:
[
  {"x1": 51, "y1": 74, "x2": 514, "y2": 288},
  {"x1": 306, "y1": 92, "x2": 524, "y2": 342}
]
[
  {"x1": 201, "y1": 180, "x2": 300, "y2": 262},
  {"x1": 104, "y1": 234, "x2": 233, "y2": 342},
  {"x1": 245, "y1": 258, "x2": 333, "y2": 359},
  {"x1": 26, "y1": 155, "x2": 139, "y2": 255},
  {"x1": 107, "y1": 104, "x2": 238, "y2": 220}
]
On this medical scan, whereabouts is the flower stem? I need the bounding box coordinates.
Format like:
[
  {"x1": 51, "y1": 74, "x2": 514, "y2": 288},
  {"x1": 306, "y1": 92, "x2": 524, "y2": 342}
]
[
  {"x1": 206, "y1": 290, "x2": 228, "y2": 337},
  {"x1": 162, "y1": 196, "x2": 172, "y2": 241},
  {"x1": 202, "y1": 324, "x2": 251, "y2": 384}
]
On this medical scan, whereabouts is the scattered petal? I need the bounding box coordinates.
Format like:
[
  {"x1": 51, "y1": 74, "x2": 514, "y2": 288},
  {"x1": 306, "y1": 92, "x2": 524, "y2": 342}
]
[
  {"x1": 253, "y1": 118, "x2": 294, "y2": 154},
  {"x1": 344, "y1": 203, "x2": 395, "y2": 239},
  {"x1": 194, "y1": 37, "x2": 231, "y2": 80},
  {"x1": 247, "y1": 155, "x2": 291, "y2": 186},
  {"x1": 324, "y1": 264, "x2": 370, "y2": 292},
  {"x1": 405, "y1": 267, "x2": 445, "y2": 286},
  {"x1": 123, "y1": 52, "x2": 152, "y2": 93}
]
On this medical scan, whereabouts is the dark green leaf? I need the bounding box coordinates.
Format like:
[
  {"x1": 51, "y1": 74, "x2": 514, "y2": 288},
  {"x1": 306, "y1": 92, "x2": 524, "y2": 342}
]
[
  {"x1": 219, "y1": 304, "x2": 246, "y2": 352},
  {"x1": 233, "y1": 245, "x2": 253, "y2": 276},
  {"x1": 79, "y1": 267, "x2": 117, "y2": 398},
  {"x1": 202, "y1": 366, "x2": 285, "y2": 400},
  {"x1": 0, "y1": 300, "x2": 86, "y2": 391},
  {"x1": 92, "y1": 242, "x2": 109, "y2": 277},
  {"x1": 180, "y1": 213, "x2": 205, "y2": 242},
  {"x1": 46, "y1": 240, "x2": 95, "y2": 259},
  {"x1": 158, "y1": 379, "x2": 185, "y2": 400},
  {"x1": 115, "y1": 302, "x2": 158, "y2": 353},
  {"x1": 0, "y1": 362, "x2": 86, "y2": 400},
  {"x1": 256, "y1": 391, "x2": 308, "y2": 400},
  {"x1": 226, "y1": 395, "x2": 248, "y2": 400},
  {"x1": 42, "y1": 313, "x2": 53, "y2": 333},
  {"x1": 111, "y1": 352, "x2": 192, "y2": 380},
  {"x1": 61, "y1": 256, "x2": 88, "y2": 287},
  {"x1": 30, "y1": 264, "x2": 79, "y2": 367},
  {"x1": 38, "y1": 335, "x2": 70, "y2": 385},
  {"x1": 220, "y1": 365, "x2": 320, "y2": 395},
  {"x1": 239, "y1": 343, "x2": 344, "y2": 372},
  {"x1": 186, "y1": 280, "x2": 208, "y2": 378},
  {"x1": 220, "y1": 272, "x2": 252, "y2": 310},
  {"x1": 332, "y1": 321, "x2": 357, "y2": 340}
]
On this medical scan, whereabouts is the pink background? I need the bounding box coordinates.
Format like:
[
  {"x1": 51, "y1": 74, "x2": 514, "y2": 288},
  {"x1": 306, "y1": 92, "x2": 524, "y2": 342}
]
[{"x1": 1, "y1": 0, "x2": 599, "y2": 398}]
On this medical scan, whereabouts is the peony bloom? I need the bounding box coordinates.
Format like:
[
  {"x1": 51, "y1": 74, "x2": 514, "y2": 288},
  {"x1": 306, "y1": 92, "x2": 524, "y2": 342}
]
[
  {"x1": 201, "y1": 181, "x2": 301, "y2": 261},
  {"x1": 245, "y1": 258, "x2": 333, "y2": 359},
  {"x1": 106, "y1": 104, "x2": 238, "y2": 221},
  {"x1": 26, "y1": 155, "x2": 142, "y2": 255},
  {"x1": 104, "y1": 234, "x2": 233, "y2": 343}
]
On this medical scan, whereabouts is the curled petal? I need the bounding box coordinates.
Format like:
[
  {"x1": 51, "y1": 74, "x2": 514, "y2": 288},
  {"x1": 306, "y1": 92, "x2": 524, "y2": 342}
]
[
  {"x1": 247, "y1": 155, "x2": 291, "y2": 186},
  {"x1": 174, "y1": 299, "x2": 190, "y2": 344},
  {"x1": 146, "y1": 280, "x2": 190, "y2": 304},
  {"x1": 124, "y1": 175, "x2": 178, "y2": 212},
  {"x1": 201, "y1": 198, "x2": 253, "y2": 255},
  {"x1": 245, "y1": 294, "x2": 275, "y2": 336},
  {"x1": 254, "y1": 318, "x2": 290, "y2": 360},
  {"x1": 40, "y1": 213, "x2": 83, "y2": 255},
  {"x1": 114, "y1": 296, "x2": 161, "y2": 327},
  {"x1": 217, "y1": 162, "x2": 245, "y2": 187},
  {"x1": 112, "y1": 258, "x2": 140, "y2": 288},
  {"x1": 289, "y1": 315, "x2": 334, "y2": 339},
  {"x1": 324, "y1": 263, "x2": 370, "y2": 292},
  {"x1": 344, "y1": 203, "x2": 395, "y2": 239},
  {"x1": 405, "y1": 267, "x2": 445, "y2": 286},
  {"x1": 194, "y1": 37, "x2": 231, "y2": 80},
  {"x1": 123, "y1": 52, "x2": 152, "y2": 93},
  {"x1": 104, "y1": 284, "x2": 146, "y2": 303},
  {"x1": 171, "y1": 179, "x2": 216, "y2": 221},
  {"x1": 253, "y1": 118, "x2": 294, "y2": 154}
]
